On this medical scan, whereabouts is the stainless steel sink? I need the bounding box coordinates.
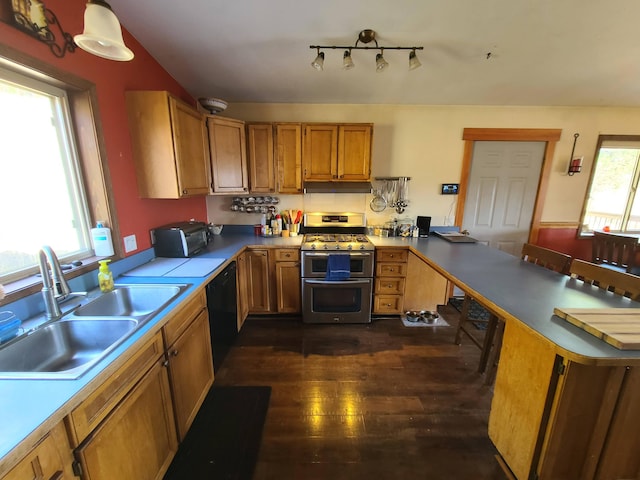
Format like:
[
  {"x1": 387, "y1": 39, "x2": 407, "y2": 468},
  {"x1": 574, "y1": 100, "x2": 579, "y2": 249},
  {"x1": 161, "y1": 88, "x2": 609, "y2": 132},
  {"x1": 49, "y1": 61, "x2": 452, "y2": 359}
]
[
  {"x1": 0, "y1": 318, "x2": 138, "y2": 379},
  {"x1": 0, "y1": 283, "x2": 190, "y2": 379},
  {"x1": 72, "y1": 284, "x2": 187, "y2": 318}
]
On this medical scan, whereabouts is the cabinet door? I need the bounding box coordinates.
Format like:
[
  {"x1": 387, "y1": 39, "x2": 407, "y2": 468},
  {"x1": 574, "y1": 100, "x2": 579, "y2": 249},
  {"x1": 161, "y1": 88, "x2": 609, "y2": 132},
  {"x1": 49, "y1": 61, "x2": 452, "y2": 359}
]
[
  {"x1": 75, "y1": 360, "x2": 178, "y2": 480},
  {"x1": 303, "y1": 124, "x2": 338, "y2": 181},
  {"x1": 275, "y1": 260, "x2": 301, "y2": 313},
  {"x1": 169, "y1": 97, "x2": 212, "y2": 196},
  {"x1": 338, "y1": 124, "x2": 372, "y2": 181},
  {"x1": 275, "y1": 123, "x2": 302, "y2": 193},
  {"x1": 236, "y1": 251, "x2": 250, "y2": 329},
  {"x1": 167, "y1": 309, "x2": 214, "y2": 441},
  {"x1": 246, "y1": 249, "x2": 272, "y2": 313},
  {"x1": 3, "y1": 422, "x2": 74, "y2": 480},
  {"x1": 247, "y1": 124, "x2": 275, "y2": 193},
  {"x1": 208, "y1": 117, "x2": 249, "y2": 193}
]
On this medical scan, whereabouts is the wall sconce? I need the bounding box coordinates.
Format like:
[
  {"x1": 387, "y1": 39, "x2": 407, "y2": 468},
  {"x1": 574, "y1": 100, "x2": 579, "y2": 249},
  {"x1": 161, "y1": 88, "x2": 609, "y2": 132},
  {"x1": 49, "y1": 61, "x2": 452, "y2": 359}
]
[
  {"x1": 310, "y1": 29, "x2": 423, "y2": 72},
  {"x1": 74, "y1": 0, "x2": 134, "y2": 61},
  {"x1": 568, "y1": 133, "x2": 582, "y2": 175}
]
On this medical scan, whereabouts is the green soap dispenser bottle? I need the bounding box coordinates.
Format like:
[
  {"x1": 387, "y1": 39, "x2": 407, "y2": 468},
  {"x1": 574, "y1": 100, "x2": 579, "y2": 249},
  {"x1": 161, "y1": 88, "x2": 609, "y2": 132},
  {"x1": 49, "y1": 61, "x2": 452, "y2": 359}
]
[{"x1": 98, "y1": 259, "x2": 114, "y2": 293}]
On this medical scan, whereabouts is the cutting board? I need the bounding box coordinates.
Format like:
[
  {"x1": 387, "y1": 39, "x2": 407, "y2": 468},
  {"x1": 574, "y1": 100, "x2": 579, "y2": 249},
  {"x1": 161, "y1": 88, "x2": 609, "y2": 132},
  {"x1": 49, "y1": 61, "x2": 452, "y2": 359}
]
[
  {"x1": 554, "y1": 307, "x2": 640, "y2": 350},
  {"x1": 163, "y1": 258, "x2": 226, "y2": 277},
  {"x1": 122, "y1": 258, "x2": 189, "y2": 277}
]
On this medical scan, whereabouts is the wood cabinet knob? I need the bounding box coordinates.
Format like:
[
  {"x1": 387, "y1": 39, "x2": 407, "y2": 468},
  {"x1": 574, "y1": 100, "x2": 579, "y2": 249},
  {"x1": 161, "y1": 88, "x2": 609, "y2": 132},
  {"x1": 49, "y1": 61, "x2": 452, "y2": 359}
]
[
  {"x1": 171, "y1": 349, "x2": 179, "y2": 357},
  {"x1": 182, "y1": 189, "x2": 188, "y2": 194},
  {"x1": 162, "y1": 359, "x2": 169, "y2": 367},
  {"x1": 388, "y1": 284, "x2": 393, "y2": 288}
]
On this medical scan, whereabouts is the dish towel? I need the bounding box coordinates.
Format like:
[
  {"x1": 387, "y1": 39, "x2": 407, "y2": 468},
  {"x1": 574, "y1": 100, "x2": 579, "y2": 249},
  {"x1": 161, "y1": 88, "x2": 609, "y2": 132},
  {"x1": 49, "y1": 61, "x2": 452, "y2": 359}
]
[{"x1": 325, "y1": 254, "x2": 351, "y2": 280}]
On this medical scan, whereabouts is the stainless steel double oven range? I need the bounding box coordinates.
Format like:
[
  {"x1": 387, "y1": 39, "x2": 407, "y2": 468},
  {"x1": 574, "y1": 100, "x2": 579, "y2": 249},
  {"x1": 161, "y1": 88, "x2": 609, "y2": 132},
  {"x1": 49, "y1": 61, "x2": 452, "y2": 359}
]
[{"x1": 301, "y1": 212, "x2": 374, "y2": 324}]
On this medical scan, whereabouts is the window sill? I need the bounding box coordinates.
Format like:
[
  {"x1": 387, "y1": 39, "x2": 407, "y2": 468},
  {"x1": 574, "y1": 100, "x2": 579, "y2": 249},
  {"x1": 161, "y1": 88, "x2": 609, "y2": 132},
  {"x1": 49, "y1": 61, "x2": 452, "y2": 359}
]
[{"x1": 0, "y1": 256, "x2": 114, "y2": 307}]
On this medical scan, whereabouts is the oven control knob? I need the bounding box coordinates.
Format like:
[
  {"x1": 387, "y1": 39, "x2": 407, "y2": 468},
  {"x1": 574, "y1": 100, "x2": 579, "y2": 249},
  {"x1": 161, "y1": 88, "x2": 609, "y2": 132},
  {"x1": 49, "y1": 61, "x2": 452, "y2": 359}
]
[
  {"x1": 311, "y1": 244, "x2": 316, "y2": 249},
  {"x1": 335, "y1": 245, "x2": 340, "y2": 249},
  {"x1": 323, "y1": 245, "x2": 328, "y2": 250},
  {"x1": 359, "y1": 245, "x2": 365, "y2": 250},
  {"x1": 347, "y1": 244, "x2": 353, "y2": 250}
]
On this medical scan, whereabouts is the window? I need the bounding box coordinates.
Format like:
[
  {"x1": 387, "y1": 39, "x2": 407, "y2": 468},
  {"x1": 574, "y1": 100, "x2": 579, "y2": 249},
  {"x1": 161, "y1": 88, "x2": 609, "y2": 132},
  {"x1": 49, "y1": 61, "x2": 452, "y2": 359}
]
[
  {"x1": 0, "y1": 46, "x2": 117, "y2": 299},
  {"x1": 0, "y1": 66, "x2": 94, "y2": 283},
  {"x1": 581, "y1": 135, "x2": 640, "y2": 234}
]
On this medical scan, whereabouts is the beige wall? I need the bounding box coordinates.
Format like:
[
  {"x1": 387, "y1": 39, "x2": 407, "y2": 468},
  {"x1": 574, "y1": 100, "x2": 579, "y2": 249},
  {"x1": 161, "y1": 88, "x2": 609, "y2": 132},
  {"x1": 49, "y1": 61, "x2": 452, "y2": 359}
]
[{"x1": 207, "y1": 103, "x2": 640, "y2": 227}]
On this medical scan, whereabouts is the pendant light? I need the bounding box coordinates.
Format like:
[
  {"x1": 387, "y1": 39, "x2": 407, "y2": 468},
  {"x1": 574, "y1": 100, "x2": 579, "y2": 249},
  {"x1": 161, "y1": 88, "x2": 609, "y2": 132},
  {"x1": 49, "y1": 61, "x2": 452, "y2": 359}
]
[
  {"x1": 74, "y1": 0, "x2": 134, "y2": 61},
  {"x1": 409, "y1": 49, "x2": 422, "y2": 70},
  {"x1": 311, "y1": 48, "x2": 324, "y2": 71},
  {"x1": 343, "y1": 50, "x2": 355, "y2": 70}
]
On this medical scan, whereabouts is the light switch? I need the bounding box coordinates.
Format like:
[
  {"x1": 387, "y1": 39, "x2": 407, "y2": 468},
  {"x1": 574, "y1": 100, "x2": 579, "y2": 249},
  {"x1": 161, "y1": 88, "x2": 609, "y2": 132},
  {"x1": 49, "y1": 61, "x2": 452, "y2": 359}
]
[{"x1": 124, "y1": 234, "x2": 137, "y2": 253}]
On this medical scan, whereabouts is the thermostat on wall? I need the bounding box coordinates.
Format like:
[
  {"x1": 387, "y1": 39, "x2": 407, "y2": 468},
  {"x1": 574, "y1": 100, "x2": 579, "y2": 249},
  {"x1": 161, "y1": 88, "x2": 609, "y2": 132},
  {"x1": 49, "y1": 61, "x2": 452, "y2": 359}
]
[{"x1": 441, "y1": 183, "x2": 459, "y2": 195}]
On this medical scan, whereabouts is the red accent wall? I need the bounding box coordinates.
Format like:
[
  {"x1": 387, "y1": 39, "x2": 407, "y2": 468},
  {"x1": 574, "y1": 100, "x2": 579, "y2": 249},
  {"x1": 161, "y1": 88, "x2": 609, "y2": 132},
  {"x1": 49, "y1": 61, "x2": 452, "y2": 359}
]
[
  {"x1": 536, "y1": 227, "x2": 592, "y2": 261},
  {"x1": 0, "y1": 0, "x2": 207, "y2": 254}
]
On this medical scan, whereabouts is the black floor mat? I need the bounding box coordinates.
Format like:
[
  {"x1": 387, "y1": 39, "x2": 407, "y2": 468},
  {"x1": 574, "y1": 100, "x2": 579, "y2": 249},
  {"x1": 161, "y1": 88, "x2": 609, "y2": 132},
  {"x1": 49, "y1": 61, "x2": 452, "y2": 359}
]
[
  {"x1": 448, "y1": 297, "x2": 490, "y2": 329},
  {"x1": 164, "y1": 385, "x2": 271, "y2": 480}
]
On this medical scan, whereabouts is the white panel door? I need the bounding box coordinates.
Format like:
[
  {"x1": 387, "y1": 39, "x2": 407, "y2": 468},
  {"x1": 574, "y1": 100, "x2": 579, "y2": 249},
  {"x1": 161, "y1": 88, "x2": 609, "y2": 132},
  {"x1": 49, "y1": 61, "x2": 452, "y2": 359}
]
[{"x1": 462, "y1": 141, "x2": 545, "y2": 255}]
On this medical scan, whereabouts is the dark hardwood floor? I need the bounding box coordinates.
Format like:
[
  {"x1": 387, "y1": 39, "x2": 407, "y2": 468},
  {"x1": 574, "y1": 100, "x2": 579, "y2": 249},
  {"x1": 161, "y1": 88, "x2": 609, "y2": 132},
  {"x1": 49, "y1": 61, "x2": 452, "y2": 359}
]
[{"x1": 213, "y1": 304, "x2": 508, "y2": 480}]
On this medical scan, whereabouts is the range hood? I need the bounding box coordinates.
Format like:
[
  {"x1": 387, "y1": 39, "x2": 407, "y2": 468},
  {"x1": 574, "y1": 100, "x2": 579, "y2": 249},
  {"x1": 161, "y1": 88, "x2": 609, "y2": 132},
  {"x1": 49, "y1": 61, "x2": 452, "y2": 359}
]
[{"x1": 303, "y1": 182, "x2": 372, "y2": 194}]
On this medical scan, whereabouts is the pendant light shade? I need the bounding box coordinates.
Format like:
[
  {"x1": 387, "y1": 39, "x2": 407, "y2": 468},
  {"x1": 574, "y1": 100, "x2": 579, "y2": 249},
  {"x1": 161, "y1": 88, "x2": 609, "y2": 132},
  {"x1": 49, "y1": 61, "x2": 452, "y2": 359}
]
[
  {"x1": 343, "y1": 50, "x2": 355, "y2": 70},
  {"x1": 375, "y1": 52, "x2": 389, "y2": 72},
  {"x1": 409, "y1": 49, "x2": 422, "y2": 70},
  {"x1": 74, "y1": 0, "x2": 134, "y2": 62},
  {"x1": 311, "y1": 50, "x2": 324, "y2": 71}
]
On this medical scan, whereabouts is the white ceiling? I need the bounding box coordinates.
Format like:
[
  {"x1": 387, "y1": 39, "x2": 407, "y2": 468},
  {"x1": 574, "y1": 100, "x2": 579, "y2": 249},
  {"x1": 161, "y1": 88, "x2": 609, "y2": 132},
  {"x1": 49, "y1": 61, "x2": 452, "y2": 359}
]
[{"x1": 109, "y1": 0, "x2": 640, "y2": 107}]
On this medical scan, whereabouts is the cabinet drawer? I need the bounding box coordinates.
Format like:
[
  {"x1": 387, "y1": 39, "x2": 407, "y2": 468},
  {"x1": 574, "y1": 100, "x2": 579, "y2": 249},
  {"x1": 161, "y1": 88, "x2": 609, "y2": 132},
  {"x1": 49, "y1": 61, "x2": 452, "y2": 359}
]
[
  {"x1": 274, "y1": 248, "x2": 300, "y2": 262},
  {"x1": 162, "y1": 289, "x2": 206, "y2": 346},
  {"x1": 375, "y1": 277, "x2": 405, "y2": 295},
  {"x1": 3, "y1": 422, "x2": 72, "y2": 480},
  {"x1": 376, "y1": 249, "x2": 408, "y2": 263},
  {"x1": 374, "y1": 295, "x2": 403, "y2": 314},
  {"x1": 66, "y1": 332, "x2": 164, "y2": 446},
  {"x1": 376, "y1": 263, "x2": 408, "y2": 277}
]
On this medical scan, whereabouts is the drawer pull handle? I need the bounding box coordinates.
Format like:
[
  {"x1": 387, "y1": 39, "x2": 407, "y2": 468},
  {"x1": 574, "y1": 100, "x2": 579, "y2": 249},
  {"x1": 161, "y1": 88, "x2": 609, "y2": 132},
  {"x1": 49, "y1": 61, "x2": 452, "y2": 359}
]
[
  {"x1": 162, "y1": 359, "x2": 169, "y2": 367},
  {"x1": 171, "y1": 349, "x2": 179, "y2": 357}
]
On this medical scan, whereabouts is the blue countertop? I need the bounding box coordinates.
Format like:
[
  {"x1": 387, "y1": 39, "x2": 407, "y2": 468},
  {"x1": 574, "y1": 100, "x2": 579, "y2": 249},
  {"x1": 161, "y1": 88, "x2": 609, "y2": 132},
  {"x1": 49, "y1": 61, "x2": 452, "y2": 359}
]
[{"x1": 0, "y1": 233, "x2": 300, "y2": 472}]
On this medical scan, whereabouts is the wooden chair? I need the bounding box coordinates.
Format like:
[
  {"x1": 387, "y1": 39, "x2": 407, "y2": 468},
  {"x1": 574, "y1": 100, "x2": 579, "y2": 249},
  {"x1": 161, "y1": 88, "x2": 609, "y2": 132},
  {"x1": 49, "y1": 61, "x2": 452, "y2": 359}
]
[
  {"x1": 521, "y1": 243, "x2": 572, "y2": 275},
  {"x1": 592, "y1": 231, "x2": 639, "y2": 274},
  {"x1": 569, "y1": 258, "x2": 640, "y2": 301}
]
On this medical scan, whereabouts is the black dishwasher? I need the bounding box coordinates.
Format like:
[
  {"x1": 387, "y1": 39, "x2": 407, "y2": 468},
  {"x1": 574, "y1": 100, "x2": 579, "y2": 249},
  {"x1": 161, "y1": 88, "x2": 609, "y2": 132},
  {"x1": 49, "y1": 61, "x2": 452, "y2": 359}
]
[{"x1": 205, "y1": 261, "x2": 237, "y2": 373}]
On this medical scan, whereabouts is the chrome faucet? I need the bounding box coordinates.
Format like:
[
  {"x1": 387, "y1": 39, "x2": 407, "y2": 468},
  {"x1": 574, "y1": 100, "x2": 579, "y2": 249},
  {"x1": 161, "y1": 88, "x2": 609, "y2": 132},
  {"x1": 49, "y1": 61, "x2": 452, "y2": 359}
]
[{"x1": 38, "y1": 246, "x2": 86, "y2": 320}]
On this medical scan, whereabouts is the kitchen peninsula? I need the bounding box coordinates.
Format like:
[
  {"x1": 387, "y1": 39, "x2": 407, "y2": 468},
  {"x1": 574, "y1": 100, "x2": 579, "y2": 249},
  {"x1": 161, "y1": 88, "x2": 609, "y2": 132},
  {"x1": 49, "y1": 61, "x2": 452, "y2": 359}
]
[{"x1": 2, "y1": 234, "x2": 640, "y2": 480}]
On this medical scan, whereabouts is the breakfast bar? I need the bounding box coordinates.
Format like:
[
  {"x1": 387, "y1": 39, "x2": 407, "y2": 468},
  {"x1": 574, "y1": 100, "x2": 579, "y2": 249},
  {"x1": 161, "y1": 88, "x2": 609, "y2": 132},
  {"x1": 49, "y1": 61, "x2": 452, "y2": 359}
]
[{"x1": 375, "y1": 235, "x2": 640, "y2": 479}]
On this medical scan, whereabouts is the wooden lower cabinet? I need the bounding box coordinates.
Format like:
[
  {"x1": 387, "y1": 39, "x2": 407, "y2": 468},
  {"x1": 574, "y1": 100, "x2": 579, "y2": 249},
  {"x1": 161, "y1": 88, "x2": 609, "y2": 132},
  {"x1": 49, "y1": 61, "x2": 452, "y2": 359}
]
[
  {"x1": 245, "y1": 248, "x2": 272, "y2": 313},
  {"x1": 272, "y1": 248, "x2": 301, "y2": 313},
  {"x1": 240, "y1": 247, "x2": 301, "y2": 314},
  {"x1": 2, "y1": 422, "x2": 74, "y2": 480},
  {"x1": 236, "y1": 251, "x2": 250, "y2": 329},
  {"x1": 74, "y1": 359, "x2": 177, "y2": 480},
  {"x1": 164, "y1": 309, "x2": 214, "y2": 441},
  {"x1": 489, "y1": 318, "x2": 640, "y2": 480},
  {"x1": 373, "y1": 248, "x2": 408, "y2": 314},
  {"x1": 403, "y1": 251, "x2": 448, "y2": 312}
]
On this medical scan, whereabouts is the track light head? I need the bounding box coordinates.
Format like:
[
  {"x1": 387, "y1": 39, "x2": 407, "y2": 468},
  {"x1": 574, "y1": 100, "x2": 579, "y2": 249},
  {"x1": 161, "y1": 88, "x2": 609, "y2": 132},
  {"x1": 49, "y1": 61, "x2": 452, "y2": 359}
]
[
  {"x1": 311, "y1": 50, "x2": 324, "y2": 71},
  {"x1": 343, "y1": 50, "x2": 355, "y2": 70},
  {"x1": 376, "y1": 52, "x2": 389, "y2": 72},
  {"x1": 409, "y1": 49, "x2": 422, "y2": 70}
]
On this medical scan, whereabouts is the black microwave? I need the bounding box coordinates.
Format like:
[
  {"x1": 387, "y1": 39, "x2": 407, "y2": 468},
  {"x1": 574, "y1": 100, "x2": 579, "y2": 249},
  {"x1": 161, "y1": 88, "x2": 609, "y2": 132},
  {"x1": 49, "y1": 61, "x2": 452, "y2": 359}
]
[{"x1": 152, "y1": 221, "x2": 209, "y2": 258}]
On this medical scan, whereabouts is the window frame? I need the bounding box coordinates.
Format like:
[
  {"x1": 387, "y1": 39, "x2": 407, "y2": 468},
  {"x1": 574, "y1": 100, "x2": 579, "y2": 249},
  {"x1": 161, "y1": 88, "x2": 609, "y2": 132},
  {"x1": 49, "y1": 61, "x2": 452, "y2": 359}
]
[
  {"x1": 578, "y1": 134, "x2": 640, "y2": 237},
  {"x1": 0, "y1": 43, "x2": 120, "y2": 304}
]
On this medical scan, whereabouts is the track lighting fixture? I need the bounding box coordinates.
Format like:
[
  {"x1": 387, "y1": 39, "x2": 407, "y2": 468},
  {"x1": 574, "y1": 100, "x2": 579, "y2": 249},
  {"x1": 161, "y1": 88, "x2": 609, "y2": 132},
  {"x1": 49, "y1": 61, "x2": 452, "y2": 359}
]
[{"x1": 310, "y1": 29, "x2": 423, "y2": 72}]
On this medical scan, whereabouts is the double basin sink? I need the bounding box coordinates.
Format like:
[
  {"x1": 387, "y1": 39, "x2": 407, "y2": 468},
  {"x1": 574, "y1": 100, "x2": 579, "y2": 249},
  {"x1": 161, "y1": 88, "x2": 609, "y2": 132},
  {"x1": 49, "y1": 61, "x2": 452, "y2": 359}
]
[{"x1": 0, "y1": 284, "x2": 189, "y2": 380}]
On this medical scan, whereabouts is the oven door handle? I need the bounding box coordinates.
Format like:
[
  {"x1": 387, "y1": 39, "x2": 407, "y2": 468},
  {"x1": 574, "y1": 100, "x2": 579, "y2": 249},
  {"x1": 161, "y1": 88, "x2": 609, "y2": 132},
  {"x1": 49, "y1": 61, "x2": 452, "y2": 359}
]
[
  {"x1": 302, "y1": 252, "x2": 372, "y2": 257},
  {"x1": 304, "y1": 279, "x2": 372, "y2": 286}
]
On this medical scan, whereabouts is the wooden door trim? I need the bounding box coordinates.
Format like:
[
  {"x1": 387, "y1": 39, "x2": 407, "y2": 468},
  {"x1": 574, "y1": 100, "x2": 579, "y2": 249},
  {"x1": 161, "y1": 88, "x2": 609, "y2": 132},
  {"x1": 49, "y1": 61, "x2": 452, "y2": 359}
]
[{"x1": 455, "y1": 128, "x2": 562, "y2": 244}]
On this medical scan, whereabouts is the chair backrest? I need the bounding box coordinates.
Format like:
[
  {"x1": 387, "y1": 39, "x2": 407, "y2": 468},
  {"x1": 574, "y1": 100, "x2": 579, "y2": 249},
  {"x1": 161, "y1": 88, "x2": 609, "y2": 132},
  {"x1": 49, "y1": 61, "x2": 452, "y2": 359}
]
[
  {"x1": 569, "y1": 259, "x2": 640, "y2": 301},
  {"x1": 521, "y1": 243, "x2": 572, "y2": 275},
  {"x1": 592, "y1": 231, "x2": 638, "y2": 273}
]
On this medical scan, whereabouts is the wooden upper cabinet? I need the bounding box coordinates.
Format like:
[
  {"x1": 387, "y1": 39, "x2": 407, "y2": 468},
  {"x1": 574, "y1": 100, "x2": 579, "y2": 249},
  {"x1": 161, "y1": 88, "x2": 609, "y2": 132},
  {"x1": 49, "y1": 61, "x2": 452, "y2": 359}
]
[
  {"x1": 208, "y1": 116, "x2": 249, "y2": 193},
  {"x1": 339, "y1": 124, "x2": 372, "y2": 181},
  {"x1": 247, "y1": 123, "x2": 275, "y2": 193},
  {"x1": 303, "y1": 123, "x2": 372, "y2": 182},
  {"x1": 125, "y1": 91, "x2": 211, "y2": 199},
  {"x1": 303, "y1": 124, "x2": 338, "y2": 181},
  {"x1": 275, "y1": 123, "x2": 302, "y2": 193}
]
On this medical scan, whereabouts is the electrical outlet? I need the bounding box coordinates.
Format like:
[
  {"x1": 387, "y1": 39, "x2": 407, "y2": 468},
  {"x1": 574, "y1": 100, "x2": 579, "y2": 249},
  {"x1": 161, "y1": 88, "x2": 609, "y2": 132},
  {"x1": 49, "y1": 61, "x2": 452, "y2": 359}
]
[{"x1": 124, "y1": 234, "x2": 137, "y2": 253}]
